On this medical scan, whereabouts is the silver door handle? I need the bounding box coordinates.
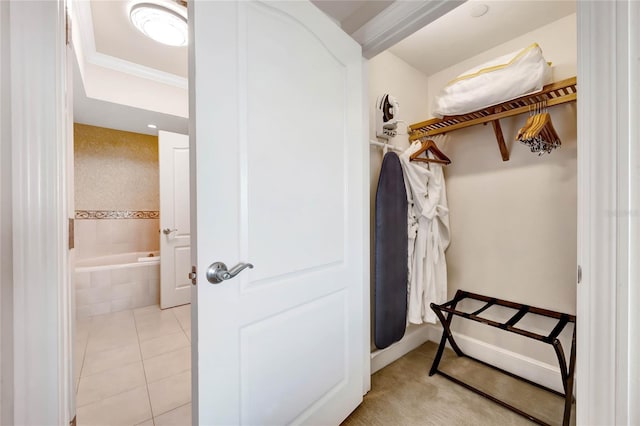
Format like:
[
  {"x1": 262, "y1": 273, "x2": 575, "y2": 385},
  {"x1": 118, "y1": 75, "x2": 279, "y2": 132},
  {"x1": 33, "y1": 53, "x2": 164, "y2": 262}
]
[
  {"x1": 206, "y1": 262, "x2": 253, "y2": 284},
  {"x1": 163, "y1": 228, "x2": 178, "y2": 235}
]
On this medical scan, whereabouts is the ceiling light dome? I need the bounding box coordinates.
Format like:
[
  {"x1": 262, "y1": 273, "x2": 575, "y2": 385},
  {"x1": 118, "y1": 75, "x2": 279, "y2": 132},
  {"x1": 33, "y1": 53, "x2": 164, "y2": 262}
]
[
  {"x1": 129, "y1": 2, "x2": 188, "y2": 47},
  {"x1": 469, "y1": 4, "x2": 489, "y2": 18}
]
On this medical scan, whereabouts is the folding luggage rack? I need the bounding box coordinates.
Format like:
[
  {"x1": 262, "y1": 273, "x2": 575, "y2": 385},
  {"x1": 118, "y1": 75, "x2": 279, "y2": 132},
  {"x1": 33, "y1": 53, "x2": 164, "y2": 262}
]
[{"x1": 429, "y1": 290, "x2": 576, "y2": 426}]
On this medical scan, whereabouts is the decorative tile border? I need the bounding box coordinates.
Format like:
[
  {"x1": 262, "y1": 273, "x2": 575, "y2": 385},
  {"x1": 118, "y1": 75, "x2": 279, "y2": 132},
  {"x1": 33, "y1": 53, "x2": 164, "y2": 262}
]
[{"x1": 75, "y1": 210, "x2": 159, "y2": 219}]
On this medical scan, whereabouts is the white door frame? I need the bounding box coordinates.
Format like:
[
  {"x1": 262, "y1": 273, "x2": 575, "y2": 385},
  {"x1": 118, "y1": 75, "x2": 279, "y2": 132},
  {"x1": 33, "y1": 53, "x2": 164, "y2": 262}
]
[
  {"x1": 0, "y1": 2, "x2": 10, "y2": 423},
  {"x1": 4, "y1": 1, "x2": 638, "y2": 424},
  {"x1": 4, "y1": 0, "x2": 72, "y2": 425},
  {"x1": 575, "y1": 2, "x2": 639, "y2": 424}
]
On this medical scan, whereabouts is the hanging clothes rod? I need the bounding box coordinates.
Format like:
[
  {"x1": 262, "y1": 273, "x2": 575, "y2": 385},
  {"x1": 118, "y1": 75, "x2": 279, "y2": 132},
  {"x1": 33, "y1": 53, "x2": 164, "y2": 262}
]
[{"x1": 369, "y1": 140, "x2": 404, "y2": 153}]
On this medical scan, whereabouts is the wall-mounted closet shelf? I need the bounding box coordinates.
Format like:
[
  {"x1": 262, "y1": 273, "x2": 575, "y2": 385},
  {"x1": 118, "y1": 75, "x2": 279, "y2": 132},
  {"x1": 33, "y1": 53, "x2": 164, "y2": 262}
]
[{"x1": 408, "y1": 77, "x2": 577, "y2": 161}]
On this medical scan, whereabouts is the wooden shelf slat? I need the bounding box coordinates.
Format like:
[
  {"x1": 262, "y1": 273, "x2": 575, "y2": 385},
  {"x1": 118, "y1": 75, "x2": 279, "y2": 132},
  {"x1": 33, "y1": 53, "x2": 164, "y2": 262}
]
[{"x1": 410, "y1": 91, "x2": 576, "y2": 141}]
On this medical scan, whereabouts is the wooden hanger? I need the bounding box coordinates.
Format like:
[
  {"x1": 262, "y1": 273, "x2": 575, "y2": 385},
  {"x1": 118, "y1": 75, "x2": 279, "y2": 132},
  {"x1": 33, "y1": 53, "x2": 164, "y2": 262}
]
[
  {"x1": 545, "y1": 118, "x2": 560, "y2": 143},
  {"x1": 517, "y1": 101, "x2": 559, "y2": 142},
  {"x1": 410, "y1": 138, "x2": 451, "y2": 165},
  {"x1": 524, "y1": 112, "x2": 550, "y2": 140},
  {"x1": 516, "y1": 103, "x2": 538, "y2": 141}
]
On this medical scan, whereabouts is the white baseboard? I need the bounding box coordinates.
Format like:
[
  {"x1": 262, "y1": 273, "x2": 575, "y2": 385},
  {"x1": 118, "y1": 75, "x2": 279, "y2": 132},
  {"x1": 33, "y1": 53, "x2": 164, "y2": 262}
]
[
  {"x1": 370, "y1": 324, "x2": 568, "y2": 395},
  {"x1": 370, "y1": 324, "x2": 431, "y2": 374},
  {"x1": 425, "y1": 324, "x2": 566, "y2": 394}
]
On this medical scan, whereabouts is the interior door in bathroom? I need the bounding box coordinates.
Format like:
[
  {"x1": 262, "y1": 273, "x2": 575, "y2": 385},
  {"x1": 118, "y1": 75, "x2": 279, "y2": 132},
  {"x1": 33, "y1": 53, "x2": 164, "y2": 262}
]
[
  {"x1": 159, "y1": 130, "x2": 191, "y2": 309},
  {"x1": 191, "y1": 1, "x2": 365, "y2": 424}
]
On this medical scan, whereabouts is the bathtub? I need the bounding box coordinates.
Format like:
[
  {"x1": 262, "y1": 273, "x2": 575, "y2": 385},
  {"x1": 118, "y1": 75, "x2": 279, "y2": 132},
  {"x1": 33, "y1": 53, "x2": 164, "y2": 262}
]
[
  {"x1": 75, "y1": 251, "x2": 161, "y2": 318},
  {"x1": 76, "y1": 251, "x2": 160, "y2": 270}
]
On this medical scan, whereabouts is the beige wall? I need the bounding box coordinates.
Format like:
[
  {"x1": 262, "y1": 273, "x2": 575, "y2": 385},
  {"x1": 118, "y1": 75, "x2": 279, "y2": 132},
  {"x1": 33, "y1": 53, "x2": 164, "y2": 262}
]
[
  {"x1": 428, "y1": 14, "x2": 577, "y2": 365},
  {"x1": 368, "y1": 51, "x2": 431, "y2": 348},
  {"x1": 74, "y1": 123, "x2": 159, "y2": 211}
]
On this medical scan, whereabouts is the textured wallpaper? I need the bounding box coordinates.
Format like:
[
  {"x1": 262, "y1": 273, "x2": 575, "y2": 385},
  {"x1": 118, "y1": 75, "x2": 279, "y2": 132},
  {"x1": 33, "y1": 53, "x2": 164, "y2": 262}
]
[{"x1": 74, "y1": 123, "x2": 159, "y2": 211}]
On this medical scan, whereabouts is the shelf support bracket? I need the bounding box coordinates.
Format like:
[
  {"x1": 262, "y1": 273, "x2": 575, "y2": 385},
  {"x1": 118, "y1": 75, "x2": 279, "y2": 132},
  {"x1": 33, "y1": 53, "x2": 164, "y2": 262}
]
[{"x1": 491, "y1": 106, "x2": 510, "y2": 161}]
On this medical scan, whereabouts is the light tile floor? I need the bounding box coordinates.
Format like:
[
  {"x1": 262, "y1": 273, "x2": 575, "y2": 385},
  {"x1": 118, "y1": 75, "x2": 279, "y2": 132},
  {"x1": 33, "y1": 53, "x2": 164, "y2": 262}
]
[{"x1": 75, "y1": 304, "x2": 192, "y2": 426}]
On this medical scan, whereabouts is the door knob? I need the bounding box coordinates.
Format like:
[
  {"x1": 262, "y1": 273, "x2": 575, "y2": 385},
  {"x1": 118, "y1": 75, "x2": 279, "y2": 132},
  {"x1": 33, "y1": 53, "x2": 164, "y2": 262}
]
[
  {"x1": 163, "y1": 228, "x2": 178, "y2": 235},
  {"x1": 206, "y1": 262, "x2": 253, "y2": 284}
]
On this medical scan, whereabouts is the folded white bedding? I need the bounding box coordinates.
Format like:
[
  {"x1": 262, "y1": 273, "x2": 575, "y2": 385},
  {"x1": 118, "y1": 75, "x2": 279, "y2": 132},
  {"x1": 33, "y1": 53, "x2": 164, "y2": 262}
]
[{"x1": 432, "y1": 43, "x2": 552, "y2": 118}]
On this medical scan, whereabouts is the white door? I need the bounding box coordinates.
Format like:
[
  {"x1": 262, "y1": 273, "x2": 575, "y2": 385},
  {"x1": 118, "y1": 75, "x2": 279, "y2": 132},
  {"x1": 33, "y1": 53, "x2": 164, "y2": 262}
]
[
  {"x1": 191, "y1": 1, "x2": 365, "y2": 425},
  {"x1": 159, "y1": 130, "x2": 191, "y2": 309}
]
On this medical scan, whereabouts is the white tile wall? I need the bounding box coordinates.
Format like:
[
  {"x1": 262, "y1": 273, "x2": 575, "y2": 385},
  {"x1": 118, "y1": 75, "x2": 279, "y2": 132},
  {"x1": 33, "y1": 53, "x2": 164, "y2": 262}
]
[
  {"x1": 75, "y1": 219, "x2": 160, "y2": 260},
  {"x1": 75, "y1": 264, "x2": 160, "y2": 318},
  {"x1": 74, "y1": 218, "x2": 160, "y2": 318}
]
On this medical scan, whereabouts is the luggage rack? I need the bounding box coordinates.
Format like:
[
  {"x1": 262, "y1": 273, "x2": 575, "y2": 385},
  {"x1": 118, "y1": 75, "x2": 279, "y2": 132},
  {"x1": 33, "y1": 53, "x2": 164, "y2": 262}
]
[{"x1": 429, "y1": 290, "x2": 576, "y2": 426}]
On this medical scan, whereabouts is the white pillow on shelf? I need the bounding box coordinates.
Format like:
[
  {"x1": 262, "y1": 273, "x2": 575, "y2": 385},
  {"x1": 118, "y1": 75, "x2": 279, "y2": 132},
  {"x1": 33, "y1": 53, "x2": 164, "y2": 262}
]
[{"x1": 432, "y1": 43, "x2": 552, "y2": 118}]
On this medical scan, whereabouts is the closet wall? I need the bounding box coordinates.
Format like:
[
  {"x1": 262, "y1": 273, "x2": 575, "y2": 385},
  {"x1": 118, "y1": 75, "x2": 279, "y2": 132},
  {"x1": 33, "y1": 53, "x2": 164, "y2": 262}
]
[
  {"x1": 368, "y1": 51, "x2": 430, "y2": 356},
  {"x1": 431, "y1": 14, "x2": 577, "y2": 367}
]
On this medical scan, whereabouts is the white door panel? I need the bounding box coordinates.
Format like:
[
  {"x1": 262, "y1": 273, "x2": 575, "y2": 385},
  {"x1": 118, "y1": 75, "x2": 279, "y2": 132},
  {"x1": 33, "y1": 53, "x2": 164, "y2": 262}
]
[
  {"x1": 192, "y1": 1, "x2": 364, "y2": 424},
  {"x1": 159, "y1": 131, "x2": 191, "y2": 309},
  {"x1": 173, "y1": 246, "x2": 191, "y2": 289},
  {"x1": 240, "y1": 291, "x2": 347, "y2": 425},
  {"x1": 173, "y1": 148, "x2": 191, "y2": 235}
]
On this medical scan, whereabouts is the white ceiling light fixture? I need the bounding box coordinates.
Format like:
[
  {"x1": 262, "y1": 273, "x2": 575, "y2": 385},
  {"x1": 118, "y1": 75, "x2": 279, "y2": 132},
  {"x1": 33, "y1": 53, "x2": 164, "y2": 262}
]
[
  {"x1": 129, "y1": 1, "x2": 188, "y2": 47},
  {"x1": 470, "y1": 3, "x2": 489, "y2": 18}
]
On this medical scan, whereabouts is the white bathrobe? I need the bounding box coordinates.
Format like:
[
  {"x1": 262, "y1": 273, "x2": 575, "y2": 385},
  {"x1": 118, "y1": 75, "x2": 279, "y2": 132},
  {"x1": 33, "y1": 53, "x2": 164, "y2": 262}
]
[{"x1": 400, "y1": 141, "x2": 450, "y2": 324}]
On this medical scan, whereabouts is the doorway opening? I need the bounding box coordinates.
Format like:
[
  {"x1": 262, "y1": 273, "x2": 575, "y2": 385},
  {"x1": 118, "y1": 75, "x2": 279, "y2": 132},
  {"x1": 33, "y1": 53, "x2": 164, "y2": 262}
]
[
  {"x1": 352, "y1": 1, "x2": 578, "y2": 424},
  {"x1": 70, "y1": 0, "x2": 191, "y2": 423}
]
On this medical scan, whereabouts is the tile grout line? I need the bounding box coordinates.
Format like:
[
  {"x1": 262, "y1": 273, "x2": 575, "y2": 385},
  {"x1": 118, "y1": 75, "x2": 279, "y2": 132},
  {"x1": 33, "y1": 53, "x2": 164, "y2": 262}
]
[
  {"x1": 80, "y1": 313, "x2": 141, "y2": 376},
  {"x1": 78, "y1": 355, "x2": 142, "y2": 380},
  {"x1": 157, "y1": 306, "x2": 192, "y2": 421},
  {"x1": 142, "y1": 344, "x2": 191, "y2": 364},
  {"x1": 76, "y1": 306, "x2": 190, "y2": 423},
  {"x1": 172, "y1": 305, "x2": 191, "y2": 341},
  {"x1": 133, "y1": 308, "x2": 157, "y2": 426},
  {"x1": 76, "y1": 318, "x2": 92, "y2": 395},
  {"x1": 152, "y1": 401, "x2": 191, "y2": 421},
  {"x1": 76, "y1": 313, "x2": 147, "y2": 411}
]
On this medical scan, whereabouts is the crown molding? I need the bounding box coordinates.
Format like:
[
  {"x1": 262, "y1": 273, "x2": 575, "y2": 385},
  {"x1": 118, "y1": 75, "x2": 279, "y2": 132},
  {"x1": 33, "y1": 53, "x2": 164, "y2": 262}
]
[
  {"x1": 89, "y1": 51, "x2": 187, "y2": 89},
  {"x1": 73, "y1": 0, "x2": 97, "y2": 56},
  {"x1": 73, "y1": 0, "x2": 187, "y2": 89},
  {"x1": 352, "y1": 0, "x2": 465, "y2": 59}
]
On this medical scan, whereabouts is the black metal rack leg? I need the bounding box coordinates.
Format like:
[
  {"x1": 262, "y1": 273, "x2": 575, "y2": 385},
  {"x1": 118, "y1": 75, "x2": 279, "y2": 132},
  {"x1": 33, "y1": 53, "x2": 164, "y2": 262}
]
[
  {"x1": 429, "y1": 302, "x2": 463, "y2": 376},
  {"x1": 551, "y1": 340, "x2": 569, "y2": 395},
  {"x1": 562, "y1": 327, "x2": 577, "y2": 426}
]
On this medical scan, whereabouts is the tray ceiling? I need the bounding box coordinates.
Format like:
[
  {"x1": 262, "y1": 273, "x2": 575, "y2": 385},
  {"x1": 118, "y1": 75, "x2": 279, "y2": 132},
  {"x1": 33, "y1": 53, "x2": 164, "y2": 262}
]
[{"x1": 90, "y1": 0, "x2": 188, "y2": 78}]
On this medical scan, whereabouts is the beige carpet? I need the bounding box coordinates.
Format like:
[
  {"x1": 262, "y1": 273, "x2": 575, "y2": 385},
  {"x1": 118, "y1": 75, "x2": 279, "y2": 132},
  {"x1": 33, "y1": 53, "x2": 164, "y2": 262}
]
[{"x1": 342, "y1": 342, "x2": 575, "y2": 426}]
